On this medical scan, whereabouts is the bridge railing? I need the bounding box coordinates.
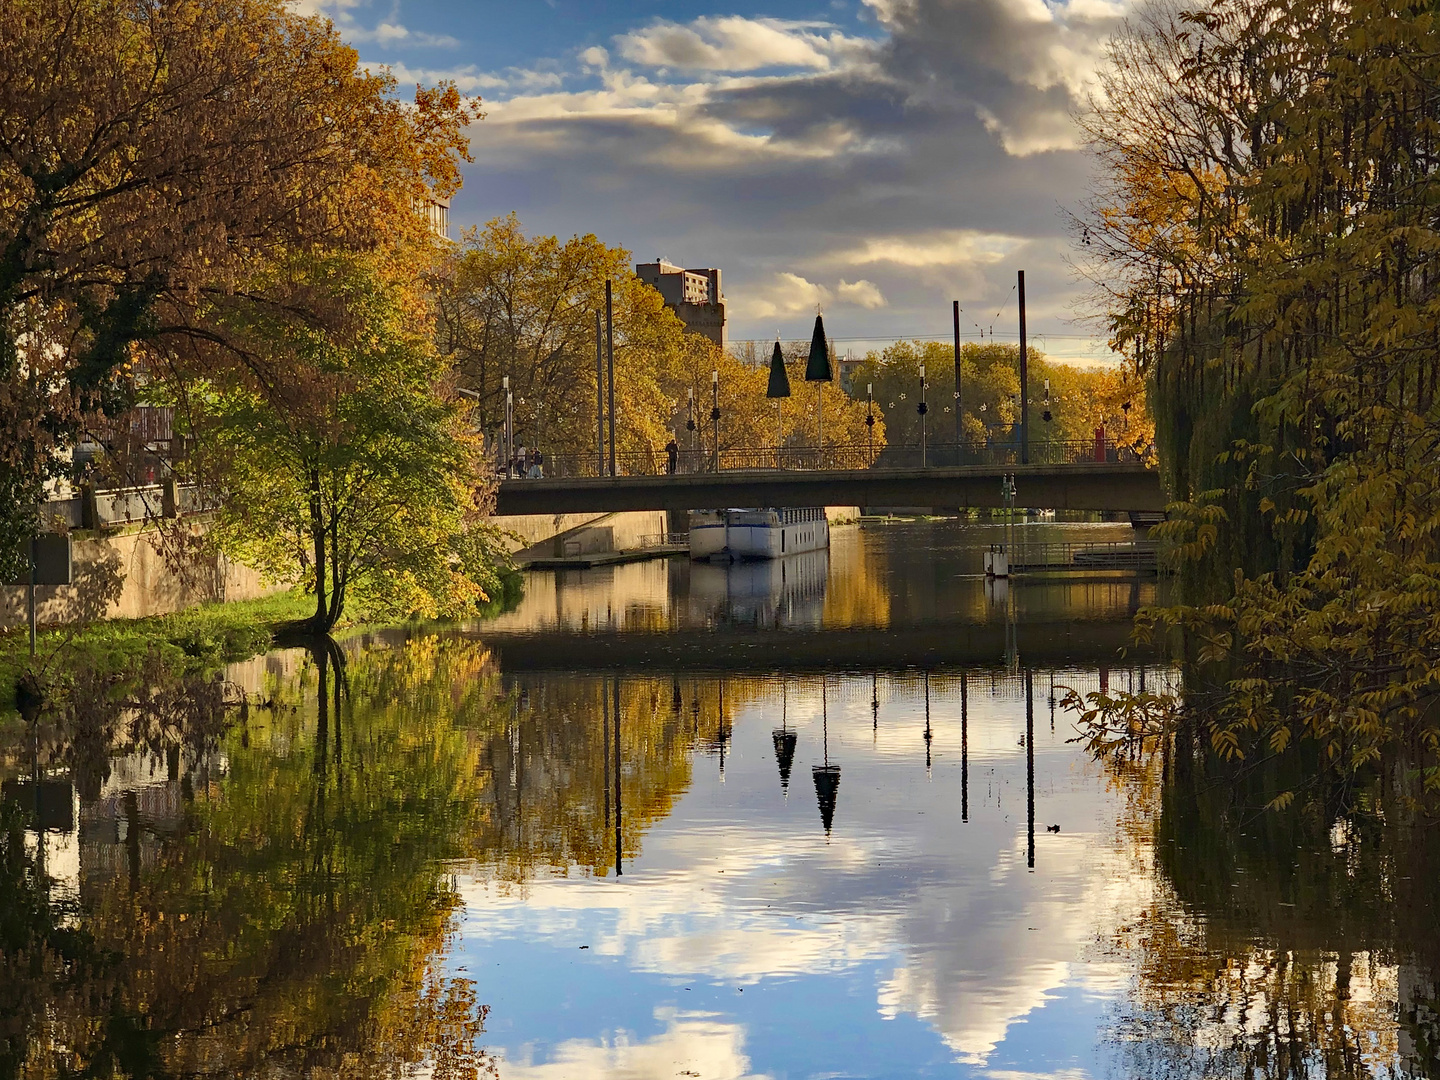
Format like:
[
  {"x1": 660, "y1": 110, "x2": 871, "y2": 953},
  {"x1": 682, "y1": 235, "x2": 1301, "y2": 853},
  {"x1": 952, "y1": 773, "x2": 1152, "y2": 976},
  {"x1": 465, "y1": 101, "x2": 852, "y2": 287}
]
[
  {"x1": 522, "y1": 439, "x2": 1141, "y2": 479},
  {"x1": 998, "y1": 540, "x2": 1160, "y2": 569}
]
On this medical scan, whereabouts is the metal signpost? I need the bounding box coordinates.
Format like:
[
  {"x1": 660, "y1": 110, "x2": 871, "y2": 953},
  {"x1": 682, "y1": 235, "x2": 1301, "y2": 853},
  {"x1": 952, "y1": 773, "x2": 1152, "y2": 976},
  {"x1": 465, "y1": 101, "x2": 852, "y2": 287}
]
[{"x1": 10, "y1": 534, "x2": 73, "y2": 657}]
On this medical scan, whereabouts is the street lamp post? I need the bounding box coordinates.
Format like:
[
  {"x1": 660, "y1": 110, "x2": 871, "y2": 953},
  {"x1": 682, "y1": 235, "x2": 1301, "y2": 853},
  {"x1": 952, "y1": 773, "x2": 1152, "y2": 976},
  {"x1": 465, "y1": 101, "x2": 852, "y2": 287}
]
[
  {"x1": 503, "y1": 375, "x2": 513, "y2": 478},
  {"x1": 710, "y1": 369, "x2": 721, "y2": 473},
  {"x1": 918, "y1": 363, "x2": 929, "y2": 468},
  {"x1": 865, "y1": 383, "x2": 875, "y2": 465},
  {"x1": 687, "y1": 387, "x2": 696, "y2": 472}
]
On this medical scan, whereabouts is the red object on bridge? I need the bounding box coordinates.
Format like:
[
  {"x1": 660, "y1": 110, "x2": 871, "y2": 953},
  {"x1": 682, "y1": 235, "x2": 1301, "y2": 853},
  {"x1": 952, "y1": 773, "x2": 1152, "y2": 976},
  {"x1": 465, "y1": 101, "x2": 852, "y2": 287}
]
[{"x1": 1094, "y1": 426, "x2": 1107, "y2": 463}]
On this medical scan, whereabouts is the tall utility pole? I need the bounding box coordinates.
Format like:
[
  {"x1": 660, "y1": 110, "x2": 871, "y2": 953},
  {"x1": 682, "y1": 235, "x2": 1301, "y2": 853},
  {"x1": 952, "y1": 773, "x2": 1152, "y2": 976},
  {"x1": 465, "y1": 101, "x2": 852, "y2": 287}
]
[
  {"x1": 606, "y1": 279, "x2": 616, "y2": 477},
  {"x1": 1018, "y1": 270, "x2": 1029, "y2": 465},
  {"x1": 710, "y1": 369, "x2": 721, "y2": 473},
  {"x1": 595, "y1": 310, "x2": 605, "y2": 476},
  {"x1": 952, "y1": 300, "x2": 962, "y2": 461}
]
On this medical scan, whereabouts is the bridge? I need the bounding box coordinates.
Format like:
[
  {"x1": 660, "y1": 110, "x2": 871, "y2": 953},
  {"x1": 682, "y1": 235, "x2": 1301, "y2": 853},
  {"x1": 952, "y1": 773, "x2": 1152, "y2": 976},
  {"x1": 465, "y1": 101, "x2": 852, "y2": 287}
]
[{"x1": 495, "y1": 461, "x2": 1164, "y2": 517}]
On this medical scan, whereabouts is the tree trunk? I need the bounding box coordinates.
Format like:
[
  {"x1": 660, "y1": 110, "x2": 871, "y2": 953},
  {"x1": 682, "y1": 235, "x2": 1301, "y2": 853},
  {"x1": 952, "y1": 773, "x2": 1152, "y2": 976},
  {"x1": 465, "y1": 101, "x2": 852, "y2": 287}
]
[
  {"x1": 308, "y1": 464, "x2": 329, "y2": 634},
  {"x1": 326, "y1": 510, "x2": 343, "y2": 631}
]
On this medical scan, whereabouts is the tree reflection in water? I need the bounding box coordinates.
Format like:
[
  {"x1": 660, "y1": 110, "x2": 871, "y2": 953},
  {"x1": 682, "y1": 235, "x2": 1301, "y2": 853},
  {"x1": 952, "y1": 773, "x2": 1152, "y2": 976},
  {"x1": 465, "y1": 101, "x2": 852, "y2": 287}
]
[
  {"x1": 1103, "y1": 750, "x2": 1440, "y2": 1079},
  {"x1": 8, "y1": 631, "x2": 1440, "y2": 1079},
  {"x1": 1, "y1": 637, "x2": 500, "y2": 1078}
]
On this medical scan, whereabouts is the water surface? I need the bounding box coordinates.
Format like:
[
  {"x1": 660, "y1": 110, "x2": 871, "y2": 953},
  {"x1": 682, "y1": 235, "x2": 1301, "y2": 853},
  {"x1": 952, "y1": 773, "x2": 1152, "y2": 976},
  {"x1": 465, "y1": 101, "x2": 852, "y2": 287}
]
[{"x1": 5, "y1": 518, "x2": 1436, "y2": 1078}]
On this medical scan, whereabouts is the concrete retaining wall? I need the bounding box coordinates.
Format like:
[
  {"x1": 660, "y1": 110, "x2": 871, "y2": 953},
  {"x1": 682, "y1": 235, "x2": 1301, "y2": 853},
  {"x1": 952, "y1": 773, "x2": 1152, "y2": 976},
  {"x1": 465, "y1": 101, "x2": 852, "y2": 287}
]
[
  {"x1": 1, "y1": 523, "x2": 278, "y2": 630},
  {"x1": 491, "y1": 510, "x2": 669, "y2": 562}
]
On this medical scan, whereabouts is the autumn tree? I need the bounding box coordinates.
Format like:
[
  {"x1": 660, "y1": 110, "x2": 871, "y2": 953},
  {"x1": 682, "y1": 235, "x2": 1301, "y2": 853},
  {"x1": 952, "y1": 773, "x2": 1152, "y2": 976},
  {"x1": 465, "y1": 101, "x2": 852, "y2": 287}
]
[
  {"x1": 1, "y1": 638, "x2": 502, "y2": 1077},
  {"x1": 190, "y1": 253, "x2": 505, "y2": 633},
  {"x1": 433, "y1": 217, "x2": 879, "y2": 473},
  {"x1": 1079, "y1": 0, "x2": 1440, "y2": 801},
  {"x1": 0, "y1": 0, "x2": 478, "y2": 578},
  {"x1": 433, "y1": 215, "x2": 674, "y2": 469},
  {"x1": 663, "y1": 335, "x2": 878, "y2": 469},
  {"x1": 849, "y1": 341, "x2": 1151, "y2": 456}
]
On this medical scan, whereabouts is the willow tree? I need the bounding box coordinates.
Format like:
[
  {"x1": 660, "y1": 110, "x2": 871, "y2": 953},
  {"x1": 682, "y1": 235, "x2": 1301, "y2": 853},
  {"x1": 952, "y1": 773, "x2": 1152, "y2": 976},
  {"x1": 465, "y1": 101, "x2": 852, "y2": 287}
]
[{"x1": 1081, "y1": 0, "x2": 1440, "y2": 800}]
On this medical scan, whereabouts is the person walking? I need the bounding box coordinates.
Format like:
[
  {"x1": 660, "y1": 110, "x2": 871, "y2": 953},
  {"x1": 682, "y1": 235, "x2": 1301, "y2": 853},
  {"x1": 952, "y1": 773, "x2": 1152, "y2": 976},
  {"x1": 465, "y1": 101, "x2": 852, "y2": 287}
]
[
  {"x1": 666, "y1": 438, "x2": 679, "y2": 475},
  {"x1": 529, "y1": 448, "x2": 544, "y2": 478}
]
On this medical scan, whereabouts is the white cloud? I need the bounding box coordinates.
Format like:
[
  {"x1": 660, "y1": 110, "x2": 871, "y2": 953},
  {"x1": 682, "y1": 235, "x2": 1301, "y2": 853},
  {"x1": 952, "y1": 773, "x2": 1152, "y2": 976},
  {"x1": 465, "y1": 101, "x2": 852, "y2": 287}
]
[
  {"x1": 497, "y1": 1008, "x2": 766, "y2": 1080},
  {"x1": 377, "y1": 61, "x2": 560, "y2": 95},
  {"x1": 578, "y1": 45, "x2": 609, "y2": 70},
  {"x1": 844, "y1": 230, "x2": 1024, "y2": 270},
  {"x1": 731, "y1": 275, "x2": 886, "y2": 320},
  {"x1": 733, "y1": 274, "x2": 829, "y2": 320},
  {"x1": 617, "y1": 16, "x2": 866, "y2": 73},
  {"x1": 478, "y1": 72, "x2": 861, "y2": 169},
  {"x1": 288, "y1": 0, "x2": 460, "y2": 48},
  {"x1": 835, "y1": 279, "x2": 887, "y2": 308},
  {"x1": 976, "y1": 104, "x2": 1084, "y2": 155}
]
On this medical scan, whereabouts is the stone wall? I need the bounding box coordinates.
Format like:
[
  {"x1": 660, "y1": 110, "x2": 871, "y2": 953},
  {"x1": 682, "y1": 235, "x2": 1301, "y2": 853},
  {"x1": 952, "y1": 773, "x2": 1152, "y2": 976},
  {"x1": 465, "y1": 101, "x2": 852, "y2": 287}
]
[{"x1": 1, "y1": 522, "x2": 278, "y2": 630}]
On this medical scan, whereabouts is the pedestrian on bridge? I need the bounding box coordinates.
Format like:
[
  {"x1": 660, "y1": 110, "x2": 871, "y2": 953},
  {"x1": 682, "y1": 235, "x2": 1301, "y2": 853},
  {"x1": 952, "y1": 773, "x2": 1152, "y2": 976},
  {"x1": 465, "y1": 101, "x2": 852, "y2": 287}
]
[{"x1": 666, "y1": 438, "x2": 679, "y2": 475}]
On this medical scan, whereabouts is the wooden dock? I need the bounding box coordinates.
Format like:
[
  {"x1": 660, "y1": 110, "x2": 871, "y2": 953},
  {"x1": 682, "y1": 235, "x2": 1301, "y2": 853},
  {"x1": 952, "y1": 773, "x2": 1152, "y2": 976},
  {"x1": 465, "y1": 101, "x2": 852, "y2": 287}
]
[{"x1": 1004, "y1": 541, "x2": 1159, "y2": 574}]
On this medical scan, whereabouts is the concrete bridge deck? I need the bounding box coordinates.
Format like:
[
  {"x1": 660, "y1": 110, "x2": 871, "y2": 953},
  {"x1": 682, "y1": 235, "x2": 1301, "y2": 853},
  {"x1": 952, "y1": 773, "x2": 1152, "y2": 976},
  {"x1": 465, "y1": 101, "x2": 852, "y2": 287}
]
[{"x1": 495, "y1": 462, "x2": 1164, "y2": 516}]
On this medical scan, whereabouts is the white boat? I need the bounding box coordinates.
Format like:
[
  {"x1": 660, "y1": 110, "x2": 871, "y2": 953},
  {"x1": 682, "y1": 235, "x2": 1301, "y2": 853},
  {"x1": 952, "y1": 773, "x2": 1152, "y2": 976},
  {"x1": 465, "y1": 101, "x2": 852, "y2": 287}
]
[
  {"x1": 688, "y1": 549, "x2": 829, "y2": 627},
  {"x1": 688, "y1": 507, "x2": 829, "y2": 561}
]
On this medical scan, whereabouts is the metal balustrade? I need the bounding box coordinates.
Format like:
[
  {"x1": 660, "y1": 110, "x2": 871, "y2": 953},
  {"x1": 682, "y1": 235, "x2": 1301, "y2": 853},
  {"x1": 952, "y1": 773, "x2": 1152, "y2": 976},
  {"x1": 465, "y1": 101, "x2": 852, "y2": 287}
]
[
  {"x1": 512, "y1": 439, "x2": 1142, "y2": 480},
  {"x1": 39, "y1": 481, "x2": 217, "y2": 529},
  {"x1": 996, "y1": 540, "x2": 1161, "y2": 572}
]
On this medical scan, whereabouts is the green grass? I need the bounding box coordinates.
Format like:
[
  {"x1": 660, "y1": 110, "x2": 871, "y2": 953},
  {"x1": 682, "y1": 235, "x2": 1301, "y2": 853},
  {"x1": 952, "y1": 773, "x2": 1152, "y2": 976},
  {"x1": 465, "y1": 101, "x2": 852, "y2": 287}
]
[
  {"x1": 1, "y1": 565, "x2": 526, "y2": 729},
  {"x1": 1, "y1": 589, "x2": 313, "y2": 723}
]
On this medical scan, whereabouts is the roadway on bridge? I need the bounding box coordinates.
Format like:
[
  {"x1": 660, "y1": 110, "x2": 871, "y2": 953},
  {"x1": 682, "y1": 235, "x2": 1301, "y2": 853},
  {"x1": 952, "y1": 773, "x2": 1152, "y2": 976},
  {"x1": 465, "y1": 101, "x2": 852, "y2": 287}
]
[{"x1": 495, "y1": 461, "x2": 1164, "y2": 516}]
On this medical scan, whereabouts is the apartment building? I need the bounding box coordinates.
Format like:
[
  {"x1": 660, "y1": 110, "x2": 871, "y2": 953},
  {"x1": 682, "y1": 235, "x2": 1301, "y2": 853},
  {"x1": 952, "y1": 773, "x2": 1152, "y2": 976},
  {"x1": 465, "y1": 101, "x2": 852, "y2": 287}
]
[{"x1": 635, "y1": 259, "x2": 727, "y2": 346}]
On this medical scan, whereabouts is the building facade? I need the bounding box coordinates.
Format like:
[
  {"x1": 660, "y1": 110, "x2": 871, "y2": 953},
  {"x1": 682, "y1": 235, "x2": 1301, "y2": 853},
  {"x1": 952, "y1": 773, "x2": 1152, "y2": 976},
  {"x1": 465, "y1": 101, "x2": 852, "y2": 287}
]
[{"x1": 635, "y1": 259, "x2": 727, "y2": 346}]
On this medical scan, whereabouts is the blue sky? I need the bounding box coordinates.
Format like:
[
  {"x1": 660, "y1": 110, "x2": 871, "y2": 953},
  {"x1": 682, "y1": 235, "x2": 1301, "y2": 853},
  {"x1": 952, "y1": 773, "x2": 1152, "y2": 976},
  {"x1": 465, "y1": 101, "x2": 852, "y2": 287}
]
[{"x1": 296, "y1": 0, "x2": 1133, "y2": 361}]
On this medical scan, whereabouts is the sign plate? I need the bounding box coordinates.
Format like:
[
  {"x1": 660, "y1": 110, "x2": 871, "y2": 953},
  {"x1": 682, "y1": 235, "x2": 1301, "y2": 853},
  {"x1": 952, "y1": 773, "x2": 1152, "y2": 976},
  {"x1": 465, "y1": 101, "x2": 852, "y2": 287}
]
[{"x1": 8, "y1": 534, "x2": 73, "y2": 587}]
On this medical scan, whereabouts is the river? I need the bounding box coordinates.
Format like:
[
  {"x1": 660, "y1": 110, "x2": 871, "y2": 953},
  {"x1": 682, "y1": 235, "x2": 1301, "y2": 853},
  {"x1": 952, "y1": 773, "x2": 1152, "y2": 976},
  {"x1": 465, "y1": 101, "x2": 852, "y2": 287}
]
[{"x1": 4, "y1": 518, "x2": 1436, "y2": 1078}]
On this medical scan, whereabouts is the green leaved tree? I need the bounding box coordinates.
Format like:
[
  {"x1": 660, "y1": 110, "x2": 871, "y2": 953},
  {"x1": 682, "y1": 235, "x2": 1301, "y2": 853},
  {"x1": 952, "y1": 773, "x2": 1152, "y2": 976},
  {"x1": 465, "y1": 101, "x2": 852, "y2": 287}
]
[{"x1": 192, "y1": 253, "x2": 505, "y2": 634}]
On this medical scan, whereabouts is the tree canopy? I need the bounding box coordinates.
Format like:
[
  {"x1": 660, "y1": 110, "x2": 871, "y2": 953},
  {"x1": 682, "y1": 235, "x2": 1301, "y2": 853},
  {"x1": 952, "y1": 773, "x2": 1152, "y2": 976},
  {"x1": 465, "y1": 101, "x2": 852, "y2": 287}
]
[
  {"x1": 0, "y1": 0, "x2": 479, "y2": 577},
  {"x1": 190, "y1": 253, "x2": 505, "y2": 632},
  {"x1": 433, "y1": 216, "x2": 878, "y2": 473},
  {"x1": 849, "y1": 340, "x2": 1153, "y2": 455}
]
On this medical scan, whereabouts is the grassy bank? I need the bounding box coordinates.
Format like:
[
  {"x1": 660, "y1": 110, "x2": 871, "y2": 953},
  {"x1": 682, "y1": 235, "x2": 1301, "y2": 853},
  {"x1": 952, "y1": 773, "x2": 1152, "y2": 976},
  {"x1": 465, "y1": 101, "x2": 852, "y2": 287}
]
[
  {"x1": 1, "y1": 589, "x2": 313, "y2": 723},
  {"x1": 2, "y1": 565, "x2": 525, "y2": 728}
]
